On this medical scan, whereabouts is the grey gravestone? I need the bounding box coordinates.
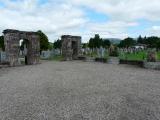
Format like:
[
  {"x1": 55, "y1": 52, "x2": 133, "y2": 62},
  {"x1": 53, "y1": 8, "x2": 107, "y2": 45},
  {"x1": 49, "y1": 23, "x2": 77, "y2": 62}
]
[
  {"x1": 98, "y1": 47, "x2": 105, "y2": 58},
  {"x1": 0, "y1": 51, "x2": 7, "y2": 63},
  {"x1": 41, "y1": 50, "x2": 51, "y2": 59},
  {"x1": 54, "y1": 49, "x2": 61, "y2": 55}
]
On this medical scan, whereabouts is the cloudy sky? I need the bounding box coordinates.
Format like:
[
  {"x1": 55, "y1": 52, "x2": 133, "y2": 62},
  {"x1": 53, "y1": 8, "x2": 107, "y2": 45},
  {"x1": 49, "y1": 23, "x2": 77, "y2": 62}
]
[{"x1": 0, "y1": 0, "x2": 160, "y2": 42}]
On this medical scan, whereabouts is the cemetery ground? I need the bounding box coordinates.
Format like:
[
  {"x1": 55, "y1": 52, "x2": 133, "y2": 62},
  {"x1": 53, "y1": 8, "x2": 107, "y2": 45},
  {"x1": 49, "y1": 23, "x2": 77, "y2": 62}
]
[
  {"x1": 0, "y1": 60, "x2": 160, "y2": 120},
  {"x1": 119, "y1": 51, "x2": 160, "y2": 61}
]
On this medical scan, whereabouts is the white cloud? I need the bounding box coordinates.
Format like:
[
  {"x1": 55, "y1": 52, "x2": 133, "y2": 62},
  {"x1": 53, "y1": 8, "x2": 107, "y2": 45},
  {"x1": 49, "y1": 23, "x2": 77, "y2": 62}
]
[
  {"x1": 70, "y1": 0, "x2": 160, "y2": 21},
  {"x1": 0, "y1": 0, "x2": 87, "y2": 42},
  {"x1": 0, "y1": 0, "x2": 160, "y2": 42},
  {"x1": 146, "y1": 26, "x2": 160, "y2": 37}
]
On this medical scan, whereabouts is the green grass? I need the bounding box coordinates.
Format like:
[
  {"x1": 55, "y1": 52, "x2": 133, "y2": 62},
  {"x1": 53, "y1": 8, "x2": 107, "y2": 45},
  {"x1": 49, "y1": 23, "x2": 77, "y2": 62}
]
[
  {"x1": 119, "y1": 51, "x2": 147, "y2": 61},
  {"x1": 50, "y1": 55, "x2": 64, "y2": 61},
  {"x1": 157, "y1": 52, "x2": 160, "y2": 60},
  {"x1": 119, "y1": 51, "x2": 160, "y2": 61}
]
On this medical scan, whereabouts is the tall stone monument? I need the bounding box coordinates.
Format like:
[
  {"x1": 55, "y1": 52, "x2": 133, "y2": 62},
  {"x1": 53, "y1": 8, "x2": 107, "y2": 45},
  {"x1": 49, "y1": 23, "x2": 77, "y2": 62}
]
[{"x1": 61, "y1": 35, "x2": 81, "y2": 60}]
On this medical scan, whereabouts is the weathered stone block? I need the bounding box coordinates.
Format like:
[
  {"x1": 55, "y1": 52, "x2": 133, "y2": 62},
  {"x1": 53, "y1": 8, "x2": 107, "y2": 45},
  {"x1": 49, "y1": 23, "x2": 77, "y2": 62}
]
[
  {"x1": 3, "y1": 29, "x2": 40, "y2": 66},
  {"x1": 61, "y1": 35, "x2": 81, "y2": 61}
]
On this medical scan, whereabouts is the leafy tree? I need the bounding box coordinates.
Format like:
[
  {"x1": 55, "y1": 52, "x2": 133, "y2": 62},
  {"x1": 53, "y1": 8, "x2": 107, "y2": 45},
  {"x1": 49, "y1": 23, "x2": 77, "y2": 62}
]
[
  {"x1": 118, "y1": 37, "x2": 136, "y2": 48},
  {"x1": 88, "y1": 34, "x2": 103, "y2": 49},
  {"x1": 82, "y1": 43, "x2": 88, "y2": 48},
  {"x1": 88, "y1": 38, "x2": 94, "y2": 49},
  {"x1": 137, "y1": 35, "x2": 143, "y2": 44},
  {"x1": 157, "y1": 40, "x2": 160, "y2": 50},
  {"x1": 145, "y1": 36, "x2": 159, "y2": 48},
  {"x1": 49, "y1": 42, "x2": 54, "y2": 50},
  {"x1": 37, "y1": 30, "x2": 49, "y2": 51},
  {"x1": 0, "y1": 36, "x2": 5, "y2": 51},
  {"x1": 94, "y1": 34, "x2": 103, "y2": 48},
  {"x1": 53, "y1": 39, "x2": 61, "y2": 49},
  {"x1": 102, "y1": 39, "x2": 111, "y2": 48}
]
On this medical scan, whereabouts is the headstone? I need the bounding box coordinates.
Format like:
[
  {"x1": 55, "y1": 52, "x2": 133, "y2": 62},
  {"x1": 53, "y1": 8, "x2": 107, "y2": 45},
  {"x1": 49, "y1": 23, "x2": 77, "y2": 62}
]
[
  {"x1": 147, "y1": 51, "x2": 156, "y2": 62},
  {"x1": 97, "y1": 47, "x2": 105, "y2": 58},
  {"x1": 0, "y1": 51, "x2": 7, "y2": 63},
  {"x1": 41, "y1": 50, "x2": 51, "y2": 59},
  {"x1": 54, "y1": 49, "x2": 61, "y2": 56}
]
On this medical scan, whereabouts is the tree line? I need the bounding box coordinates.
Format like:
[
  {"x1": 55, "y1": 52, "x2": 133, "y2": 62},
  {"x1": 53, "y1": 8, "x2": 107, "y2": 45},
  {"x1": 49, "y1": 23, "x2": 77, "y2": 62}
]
[{"x1": 118, "y1": 35, "x2": 160, "y2": 49}]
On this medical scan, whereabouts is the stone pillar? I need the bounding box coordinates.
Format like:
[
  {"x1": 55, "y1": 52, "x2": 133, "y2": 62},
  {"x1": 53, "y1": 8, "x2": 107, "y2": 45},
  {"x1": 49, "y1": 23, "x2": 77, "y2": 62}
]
[
  {"x1": 61, "y1": 35, "x2": 81, "y2": 61},
  {"x1": 3, "y1": 30, "x2": 20, "y2": 66}
]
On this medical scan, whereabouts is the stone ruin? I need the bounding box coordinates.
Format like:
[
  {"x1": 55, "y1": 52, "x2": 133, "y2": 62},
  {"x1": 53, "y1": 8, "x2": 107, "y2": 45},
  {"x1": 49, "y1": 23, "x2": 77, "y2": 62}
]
[
  {"x1": 61, "y1": 35, "x2": 81, "y2": 60},
  {"x1": 147, "y1": 51, "x2": 156, "y2": 62},
  {"x1": 3, "y1": 29, "x2": 40, "y2": 66}
]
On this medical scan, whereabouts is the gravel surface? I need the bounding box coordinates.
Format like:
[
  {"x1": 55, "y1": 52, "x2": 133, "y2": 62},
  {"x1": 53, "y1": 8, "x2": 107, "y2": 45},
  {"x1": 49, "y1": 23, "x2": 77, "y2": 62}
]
[{"x1": 0, "y1": 61, "x2": 160, "y2": 120}]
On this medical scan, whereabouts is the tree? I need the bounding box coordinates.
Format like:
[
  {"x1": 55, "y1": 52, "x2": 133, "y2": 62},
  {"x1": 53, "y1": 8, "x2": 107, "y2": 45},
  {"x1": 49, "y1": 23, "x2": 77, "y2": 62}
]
[
  {"x1": 53, "y1": 39, "x2": 61, "y2": 49},
  {"x1": 88, "y1": 34, "x2": 103, "y2": 49},
  {"x1": 102, "y1": 39, "x2": 111, "y2": 48},
  {"x1": 94, "y1": 34, "x2": 103, "y2": 48},
  {"x1": 137, "y1": 35, "x2": 143, "y2": 44},
  {"x1": 82, "y1": 43, "x2": 88, "y2": 49},
  {"x1": 37, "y1": 30, "x2": 49, "y2": 51},
  {"x1": 88, "y1": 38, "x2": 94, "y2": 49},
  {"x1": 118, "y1": 37, "x2": 136, "y2": 48},
  {"x1": 0, "y1": 36, "x2": 5, "y2": 51},
  {"x1": 48, "y1": 42, "x2": 54, "y2": 50},
  {"x1": 156, "y1": 39, "x2": 160, "y2": 50},
  {"x1": 145, "y1": 36, "x2": 159, "y2": 48}
]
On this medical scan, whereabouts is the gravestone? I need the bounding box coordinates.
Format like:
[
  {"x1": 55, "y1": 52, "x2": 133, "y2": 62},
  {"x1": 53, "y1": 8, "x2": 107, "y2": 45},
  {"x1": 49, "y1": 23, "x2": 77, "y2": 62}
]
[
  {"x1": 147, "y1": 51, "x2": 156, "y2": 62},
  {"x1": 98, "y1": 47, "x2": 105, "y2": 58},
  {"x1": 53, "y1": 49, "x2": 61, "y2": 56},
  {"x1": 0, "y1": 51, "x2": 7, "y2": 63},
  {"x1": 41, "y1": 50, "x2": 51, "y2": 59}
]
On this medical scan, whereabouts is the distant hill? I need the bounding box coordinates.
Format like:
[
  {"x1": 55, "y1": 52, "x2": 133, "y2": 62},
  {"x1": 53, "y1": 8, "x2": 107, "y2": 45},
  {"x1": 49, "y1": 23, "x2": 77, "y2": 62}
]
[{"x1": 103, "y1": 38, "x2": 122, "y2": 44}]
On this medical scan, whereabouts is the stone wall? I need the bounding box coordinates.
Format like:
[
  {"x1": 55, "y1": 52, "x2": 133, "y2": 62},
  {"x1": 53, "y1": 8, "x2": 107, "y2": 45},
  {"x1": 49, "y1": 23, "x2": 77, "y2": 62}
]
[
  {"x1": 61, "y1": 35, "x2": 81, "y2": 61},
  {"x1": 3, "y1": 29, "x2": 40, "y2": 66},
  {"x1": 144, "y1": 62, "x2": 160, "y2": 70}
]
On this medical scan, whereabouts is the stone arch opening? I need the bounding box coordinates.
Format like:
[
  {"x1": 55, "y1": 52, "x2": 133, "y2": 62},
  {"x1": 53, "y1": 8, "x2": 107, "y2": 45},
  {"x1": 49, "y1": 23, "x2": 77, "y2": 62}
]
[
  {"x1": 19, "y1": 39, "x2": 29, "y2": 65},
  {"x1": 3, "y1": 29, "x2": 40, "y2": 66}
]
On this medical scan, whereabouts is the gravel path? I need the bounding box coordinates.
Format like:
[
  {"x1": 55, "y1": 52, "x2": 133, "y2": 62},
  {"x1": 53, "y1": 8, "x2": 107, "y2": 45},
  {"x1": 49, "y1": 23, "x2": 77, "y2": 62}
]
[{"x1": 0, "y1": 61, "x2": 160, "y2": 120}]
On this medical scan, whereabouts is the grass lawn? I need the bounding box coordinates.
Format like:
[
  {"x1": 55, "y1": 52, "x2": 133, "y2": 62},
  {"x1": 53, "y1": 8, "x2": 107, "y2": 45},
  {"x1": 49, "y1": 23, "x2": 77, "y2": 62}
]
[
  {"x1": 119, "y1": 51, "x2": 160, "y2": 61},
  {"x1": 157, "y1": 52, "x2": 160, "y2": 60},
  {"x1": 119, "y1": 51, "x2": 147, "y2": 61},
  {"x1": 51, "y1": 55, "x2": 64, "y2": 61}
]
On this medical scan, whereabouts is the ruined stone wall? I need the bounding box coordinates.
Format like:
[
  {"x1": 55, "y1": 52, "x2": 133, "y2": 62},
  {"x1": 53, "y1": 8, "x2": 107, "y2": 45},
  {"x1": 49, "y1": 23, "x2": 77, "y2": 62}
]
[
  {"x1": 3, "y1": 29, "x2": 40, "y2": 66},
  {"x1": 61, "y1": 35, "x2": 81, "y2": 61}
]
